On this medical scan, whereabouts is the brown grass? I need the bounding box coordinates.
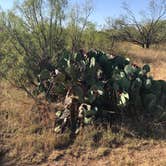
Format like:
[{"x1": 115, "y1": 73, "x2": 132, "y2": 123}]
[
  {"x1": 115, "y1": 42, "x2": 166, "y2": 80},
  {"x1": 89, "y1": 139, "x2": 166, "y2": 166},
  {"x1": 0, "y1": 82, "x2": 71, "y2": 165}
]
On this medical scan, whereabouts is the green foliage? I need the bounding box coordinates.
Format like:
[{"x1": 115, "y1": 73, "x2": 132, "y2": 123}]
[{"x1": 0, "y1": 0, "x2": 68, "y2": 94}]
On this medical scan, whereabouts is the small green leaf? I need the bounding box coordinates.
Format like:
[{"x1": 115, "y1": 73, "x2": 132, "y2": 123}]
[
  {"x1": 84, "y1": 117, "x2": 92, "y2": 124},
  {"x1": 56, "y1": 111, "x2": 62, "y2": 117},
  {"x1": 97, "y1": 89, "x2": 104, "y2": 95},
  {"x1": 118, "y1": 92, "x2": 129, "y2": 107},
  {"x1": 145, "y1": 79, "x2": 152, "y2": 89},
  {"x1": 54, "y1": 126, "x2": 61, "y2": 133},
  {"x1": 143, "y1": 64, "x2": 150, "y2": 73},
  {"x1": 90, "y1": 57, "x2": 96, "y2": 68}
]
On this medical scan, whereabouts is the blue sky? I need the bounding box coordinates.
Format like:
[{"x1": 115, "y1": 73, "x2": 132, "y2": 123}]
[
  {"x1": 0, "y1": 0, "x2": 149, "y2": 25},
  {"x1": 0, "y1": 0, "x2": 14, "y2": 10}
]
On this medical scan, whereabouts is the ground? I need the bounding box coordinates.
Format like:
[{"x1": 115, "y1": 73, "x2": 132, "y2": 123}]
[
  {"x1": 41, "y1": 139, "x2": 166, "y2": 166},
  {"x1": 0, "y1": 43, "x2": 166, "y2": 166}
]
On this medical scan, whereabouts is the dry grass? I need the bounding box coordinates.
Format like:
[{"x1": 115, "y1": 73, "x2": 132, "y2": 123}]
[
  {"x1": 0, "y1": 82, "x2": 71, "y2": 165},
  {"x1": 42, "y1": 138, "x2": 166, "y2": 166},
  {"x1": 88, "y1": 139, "x2": 166, "y2": 166},
  {"x1": 115, "y1": 42, "x2": 166, "y2": 80}
]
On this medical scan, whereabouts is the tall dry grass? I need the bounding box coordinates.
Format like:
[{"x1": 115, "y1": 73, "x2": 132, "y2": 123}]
[
  {"x1": 115, "y1": 42, "x2": 166, "y2": 80},
  {"x1": 0, "y1": 82, "x2": 71, "y2": 165}
]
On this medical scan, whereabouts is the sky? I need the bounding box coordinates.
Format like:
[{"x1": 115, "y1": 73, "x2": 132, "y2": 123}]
[{"x1": 0, "y1": 0, "x2": 150, "y2": 25}]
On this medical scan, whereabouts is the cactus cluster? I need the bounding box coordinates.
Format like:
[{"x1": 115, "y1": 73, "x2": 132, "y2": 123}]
[{"x1": 34, "y1": 49, "x2": 166, "y2": 133}]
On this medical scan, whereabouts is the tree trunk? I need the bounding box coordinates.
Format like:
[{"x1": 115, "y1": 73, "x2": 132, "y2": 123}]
[
  {"x1": 145, "y1": 38, "x2": 150, "y2": 48},
  {"x1": 145, "y1": 42, "x2": 150, "y2": 49}
]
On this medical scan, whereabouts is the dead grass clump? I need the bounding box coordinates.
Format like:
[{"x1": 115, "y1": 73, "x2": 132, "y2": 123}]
[
  {"x1": 74, "y1": 126, "x2": 124, "y2": 150},
  {"x1": 54, "y1": 132, "x2": 72, "y2": 149},
  {"x1": 96, "y1": 147, "x2": 110, "y2": 157},
  {"x1": 5, "y1": 131, "x2": 56, "y2": 164}
]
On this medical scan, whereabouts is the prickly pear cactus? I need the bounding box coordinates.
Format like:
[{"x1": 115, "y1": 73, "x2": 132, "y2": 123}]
[{"x1": 33, "y1": 49, "x2": 166, "y2": 133}]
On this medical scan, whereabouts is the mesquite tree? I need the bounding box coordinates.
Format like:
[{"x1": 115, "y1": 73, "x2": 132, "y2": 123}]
[
  {"x1": 123, "y1": 0, "x2": 166, "y2": 48},
  {"x1": 106, "y1": 0, "x2": 166, "y2": 48},
  {"x1": 67, "y1": 0, "x2": 93, "y2": 52},
  {"x1": 0, "y1": 0, "x2": 68, "y2": 97}
]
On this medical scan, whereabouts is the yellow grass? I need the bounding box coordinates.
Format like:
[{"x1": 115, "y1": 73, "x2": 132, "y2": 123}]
[
  {"x1": 0, "y1": 82, "x2": 70, "y2": 165},
  {"x1": 116, "y1": 42, "x2": 166, "y2": 80}
]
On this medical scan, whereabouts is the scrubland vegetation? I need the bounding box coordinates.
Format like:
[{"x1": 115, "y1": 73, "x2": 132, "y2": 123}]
[{"x1": 0, "y1": 0, "x2": 166, "y2": 165}]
